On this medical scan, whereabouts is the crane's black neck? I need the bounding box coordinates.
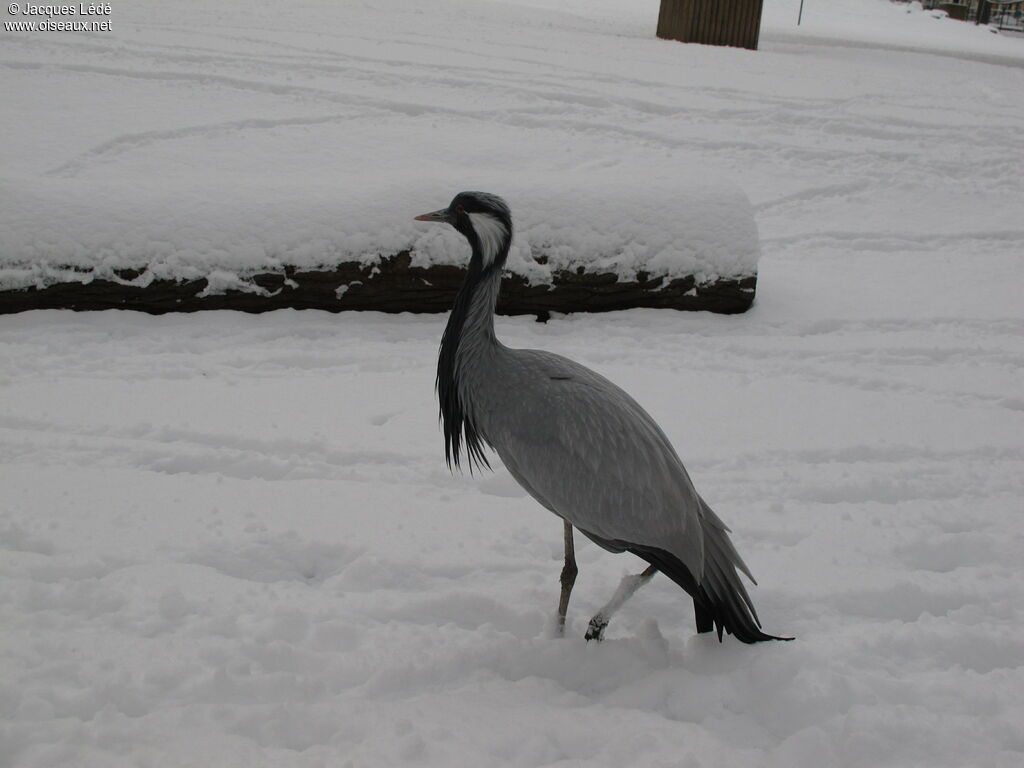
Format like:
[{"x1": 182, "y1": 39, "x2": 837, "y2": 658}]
[{"x1": 436, "y1": 225, "x2": 510, "y2": 472}]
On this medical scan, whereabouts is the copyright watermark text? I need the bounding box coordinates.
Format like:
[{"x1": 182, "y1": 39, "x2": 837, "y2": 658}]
[{"x1": 5, "y1": 3, "x2": 112, "y2": 32}]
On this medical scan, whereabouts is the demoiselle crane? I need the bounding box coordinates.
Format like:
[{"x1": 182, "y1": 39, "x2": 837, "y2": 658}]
[{"x1": 415, "y1": 192, "x2": 789, "y2": 643}]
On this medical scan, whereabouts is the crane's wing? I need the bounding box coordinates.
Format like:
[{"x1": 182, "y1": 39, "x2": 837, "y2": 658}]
[{"x1": 482, "y1": 349, "x2": 706, "y2": 578}]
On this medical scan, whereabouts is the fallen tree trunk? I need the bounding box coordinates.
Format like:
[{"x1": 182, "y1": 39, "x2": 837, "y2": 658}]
[{"x1": 0, "y1": 252, "x2": 756, "y2": 317}]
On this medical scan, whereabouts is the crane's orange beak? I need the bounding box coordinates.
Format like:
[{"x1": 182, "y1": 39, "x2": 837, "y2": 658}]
[{"x1": 414, "y1": 208, "x2": 449, "y2": 223}]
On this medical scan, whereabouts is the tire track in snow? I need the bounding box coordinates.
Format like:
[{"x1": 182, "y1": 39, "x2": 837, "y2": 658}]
[
  {"x1": 11, "y1": 27, "x2": 1020, "y2": 189},
  {"x1": 43, "y1": 113, "x2": 384, "y2": 178},
  {"x1": 765, "y1": 30, "x2": 1024, "y2": 71},
  {"x1": 753, "y1": 180, "x2": 876, "y2": 214},
  {"x1": 761, "y1": 229, "x2": 1024, "y2": 250},
  {"x1": 698, "y1": 444, "x2": 1024, "y2": 507},
  {"x1": 0, "y1": 416, "x2": 432, "y2": 483}
]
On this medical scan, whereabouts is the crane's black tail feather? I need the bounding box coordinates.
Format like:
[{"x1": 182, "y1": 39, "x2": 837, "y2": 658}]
[
  {"x1": 628, "y1": 541, "x2": 792, "y2": 644},
  {"x1": 693, "y1": 602, "x2": 715, "y2": 635}
]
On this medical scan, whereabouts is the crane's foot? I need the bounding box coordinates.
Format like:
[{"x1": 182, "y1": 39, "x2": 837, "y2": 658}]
[
  {"x1": 585, "y1": 613, "x2": 608, "y2": 642},
  {"x1": 583, "y1": 565, "x2": 658, "y2": 642}
]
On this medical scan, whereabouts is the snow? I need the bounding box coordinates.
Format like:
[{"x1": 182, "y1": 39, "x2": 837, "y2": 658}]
[
  {"x1": 2, "y1": 1, "x2": 1024, "y2": 767},
  {"x1": 0, "y1": 0, "x2": 768, "y2": 293}
]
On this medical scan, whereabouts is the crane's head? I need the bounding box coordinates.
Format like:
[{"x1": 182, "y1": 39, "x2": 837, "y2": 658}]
[{"x1": 415, "y1": 191, "x2": 513, "y2": 270}]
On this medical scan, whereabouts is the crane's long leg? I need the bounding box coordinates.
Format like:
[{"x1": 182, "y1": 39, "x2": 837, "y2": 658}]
[
  {"x1": 556, "y1": 520, "x2": 578, "y2": 636},
  {"x1": 584, "y1": 565, "x2": 659, "y2": 642}
]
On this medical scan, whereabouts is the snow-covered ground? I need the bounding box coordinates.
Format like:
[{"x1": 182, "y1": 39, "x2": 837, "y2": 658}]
[{"x1": 2, "y1": 1, "x2": 1023, "y2": 767}]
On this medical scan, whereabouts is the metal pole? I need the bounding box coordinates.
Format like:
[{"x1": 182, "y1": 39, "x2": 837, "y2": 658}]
[{"x1": 798, "y1": 0, "x2": 805, "y2": 25}]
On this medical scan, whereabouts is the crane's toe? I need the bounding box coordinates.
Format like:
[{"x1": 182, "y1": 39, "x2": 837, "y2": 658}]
[{"x1": 584, "y1": 613, "x2": 608, "y2": 642}]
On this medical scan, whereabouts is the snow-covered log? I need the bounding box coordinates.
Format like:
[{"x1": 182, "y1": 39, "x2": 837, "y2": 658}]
[{"x1": 1, "y1": 178, "x2": 760, "y2": 317}]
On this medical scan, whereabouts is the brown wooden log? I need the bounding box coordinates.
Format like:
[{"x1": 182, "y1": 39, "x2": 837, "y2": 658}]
[{"x1": 0, "y1": 252, "x2": 756, "y2": 317}]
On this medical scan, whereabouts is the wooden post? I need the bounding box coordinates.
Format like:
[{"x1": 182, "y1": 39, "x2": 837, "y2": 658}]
[
  {"x1": 657, "y1": 0, "x2": 765, "y2": 50},
  {"x1": 976, "y1": 0, "x2": 992, "y2": 24}
]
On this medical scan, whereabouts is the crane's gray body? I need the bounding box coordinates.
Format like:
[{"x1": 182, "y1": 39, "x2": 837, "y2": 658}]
[
  {"x1": 460, "y1": 320, "x2": 708, "y2": 578},
  {"x1": 420, "y1": 191, "x2": 783, "y2": 643}
]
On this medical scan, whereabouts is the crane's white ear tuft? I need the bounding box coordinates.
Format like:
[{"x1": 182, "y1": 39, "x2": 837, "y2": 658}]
[{"x1": 467, "y1": 212, "x2": 509, "y2": 268}]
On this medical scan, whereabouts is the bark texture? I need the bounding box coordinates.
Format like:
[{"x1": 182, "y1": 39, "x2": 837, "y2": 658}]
[{"x1": 0, "y1": 252, "x2": 756, "y2": 317}]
